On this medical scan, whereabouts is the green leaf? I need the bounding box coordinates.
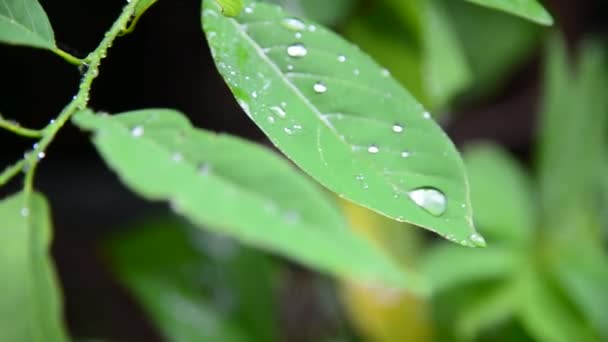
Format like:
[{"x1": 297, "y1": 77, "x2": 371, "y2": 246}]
[
  {"x1": 0, "y1": 192, "x2": 68, "y2": 342},
  {"x1": 202, "y1": 0, "x2": 482, "y2": 246},
  {"x1": 261, "y1": 0, "x2": 358, "y2": 26},
  {"x1": 0, "y1": 0, "x2": 55, "y2": 49},
  {"x1": 421, "y1": 0, "x2": 471, "y2": 108},
  {"x1": 421, "y1": 244, "x2": 518, "y2": 293},
  {"x1": 456, "y1": 283, "x2": 518, "y2": 340},
  {"x1": 464, "y1": 0, "x2": 553, "y2": 25},
  {"x1": 518, "y1": 268, "x2": 597, "y2": 342},
  {"x1": 73, "y1": 109, "x2": 420, "y2": 291},
  {"x1": 551, "y1": 240, "x2": 608, "y2": 340},
  {"x1": 463, "y1": 143, "x2": 535, "y2": 245},
  {"x1": 106, "y1": 217, "x2": 276, "y2": 342},
  {"x1": 122, "y1": 0, "x2": 161, "y2": 34},
  {"x1": 537, "y1": 37, "x2": 608, "y2": 227}
]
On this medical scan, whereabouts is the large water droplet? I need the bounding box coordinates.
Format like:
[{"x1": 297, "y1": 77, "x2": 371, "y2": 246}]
[
  {"x1": 469, "y1": 232, "x2": 486, "y2": 247},
  {"x1": 282, "y1": 18, "x2": 306, "y2": 31},
  {"x1": 269, "y1": 106, "x2": 286, "y2": 118},
  {"x1": 392, "y1": 124, "x2": 404, "y2": 133},
  {"x1": 313, "y1": 81, "x2": 327, "y2": 93},
  {"x1": 367, "y1": 145, "x2": 379, "y2": 154},
  {"x1": 287, "y1": 43, "x2": 307, "y2": 58},
  {"x1": 408, "y1": 188, "x2": 447, "y2": 216}
]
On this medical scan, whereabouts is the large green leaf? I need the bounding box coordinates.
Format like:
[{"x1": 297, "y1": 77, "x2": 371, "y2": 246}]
[
  {"x1": 202, "y1": 0, "x2": 482, "y2": 246},
  {"x1": 537, "y1": 37, "x2": 608, "y2": 227},
  {"x1": 0, "y1": 192, "x2": 67, "y2": 342},
  {"x1": 0, "y1": 0, "x2": 55, "y2": 49},
  {"x1": 73, "y1": 109, "x2": 420, "y2": 291},
  {"x1": 106, "y1": 217, "x2": 276, "y2": 342},
  {"x1": 421, "y1": 244, "x2": 518, "y2": 293},
  {"x1": 463, "y1": 143, "x2": 535, "y2": 245},
  {"x1": 464, "y1": 0, "x2": 553, "y2": 25}
]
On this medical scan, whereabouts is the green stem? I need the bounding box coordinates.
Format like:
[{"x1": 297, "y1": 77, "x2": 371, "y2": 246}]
[
  {"x1": 0, "y1": 160, "x2": 26, "y2": 187},
  {"x1": 0, "y1": 115, "x2": 44, "y2": 138},
  {"x1": 52, "y1": 48, "x2": 83, "y2": 66},
  {"x1": 20, "y1": 0, "x2": 140, "y2": 203}
]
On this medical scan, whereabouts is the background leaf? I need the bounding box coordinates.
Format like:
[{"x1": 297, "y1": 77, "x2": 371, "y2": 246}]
[
  {"x1": 202, "y1": 0, "x2": 482, "y2": 246},
  {"x1": 0, "y1": 0, "x2": 55, "y2": 49},
  {"x1": 465, "y1": 0, "x2": 553, "y2": 25},
  {"x1": 463, "y1": 143, "x2": 535, "y2": 245},
  {"x1": 261, "y1": 0, "x2": 358, "y2": 26},
  {"x1": 0, "y1": 192, "x2": 67, "y2": 342},
  {"x1": 106, "y1": 217, "x2": 277, "y2": 342},
  {"x1": 73, "y1": 108, "x2": 417, "y2": 291}
]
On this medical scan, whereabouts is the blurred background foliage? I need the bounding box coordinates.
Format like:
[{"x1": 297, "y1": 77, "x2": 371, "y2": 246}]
[{"x1": 2, "y1": 0, "x2": 608, "y2": 340}]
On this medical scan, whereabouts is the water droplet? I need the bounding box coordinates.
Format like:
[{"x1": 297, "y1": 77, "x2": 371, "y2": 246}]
[
  {"x1": 408, "y1": 188, "x2": 447, "y2": 216},
  {"x1": 244, "y1": 6, "x2": 253, "y2": 14},
  {"x1": 294, "y1": 32, "x2": 302, "y2": 39},
  {"x1": 392, "y1": 124, "x2": 404, "y2": 133},
  {"x1": 172, "y1": 153, "x2": 183, "y2": 162},
  {"x1": 313, "y1": 81, "x2": 327, "y2": 93},
  {"x1": 381, "y1": 68, "x2": 390, "y2": 77},
  {"x1": 287, "y1": 43, "x2": 307, "y2": 58},
  {"x1": 423, "y1": 111, "x2": 431, "y2": 119},
  {"x1": 362, "y1": 183, "x2": 369, "y2": 189},
  {"x1": 337, "y1": 55, "x2": 346, "y2": 62},
  {"x1": 368, "y1": 145, "x2": 379, "y2": 154},
  {"x1": 131, "y1": 126, "x2": 144, "y2": 137},
  {"x1": 355, "y1": 174, "x2": 365, "y2": 181},
  {"x1": 284, "y1": 210, "x2": 300, "y2": 224},
  {"x1": 269, "y1": 106, "x2": 286, "y2": 118},
  {"x1": 20, "y1": 207, "x2": 30, "y2": 217},
  {"x1": 469, "y1": 232, "x2": 487, "y2": 247},
  {"x1": 267, "y1": 116, "x2": 275, "y2": 124},
  {"x1": 282, "y1": 18, "x2": 306, "y2": 31},
  {"x1": 287, "y1": 64, "x2": 294, "y2": 71},
  {"x1": 284, "y1": 127, "x2": 294, "y2": 135},
  {"x1": 37, "y1": 151, "x2": 45, "y2": 160},
  {"x1": 401, "y1": 151, "x2": 411, "y2": 158},
  {"x1": 354, "y1": 69, "x2": 360, "y2": 75},
  {"x1": 251, "y1": 91, "x2": 258, "y2": 99},
  {"x1": 308, "y1": 25, "x2": 316, "y2": 32}
]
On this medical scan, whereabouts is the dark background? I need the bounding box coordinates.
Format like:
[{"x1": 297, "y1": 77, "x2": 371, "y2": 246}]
[{"x1": 0, "y1": 0, "x2": 605, "y2": 340}]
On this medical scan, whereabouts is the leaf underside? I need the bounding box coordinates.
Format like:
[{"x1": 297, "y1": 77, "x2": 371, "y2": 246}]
[
  {"x1": 202, "y1": 0, "x2": 481, "y2": 246},
  {"x1": 73, "y1": 109, "x2": 420, "y2": 291},
  {"x1": 0, "y1": 0, "x2": 55, "y2": 49}
]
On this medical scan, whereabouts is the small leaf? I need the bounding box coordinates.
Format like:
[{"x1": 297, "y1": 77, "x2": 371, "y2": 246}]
[
  {"x1": 73, "y1": 109, "x2": 419, "y2": 291},
  {"x1": 202, "y1": 0, "x2": 482, "y2": 246},
  {"x1": 0, "y1": 0, "x2": 55, "y2": 49},
  {"x1": 106, "y1": 217, "x2": 276, "y2": 342},
  {"x1": 422, "y1": 244, "x2": 518, "y2": 293},
  {"x1": 465, "y1": 0, "x2": 553, "y2": 25},
  {"x1": 0, "y1": 192, "x2": 68, "y2": 342},
  {"x1": 122, "y1": 0, "x2": 161, "y2": 34},
  {"x1": 463, "y1": 143, "x2": 535, "y2": 245}
]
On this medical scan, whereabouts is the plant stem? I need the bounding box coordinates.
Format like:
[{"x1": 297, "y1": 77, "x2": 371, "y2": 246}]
[
  {"x1": 0, "y1": 160, "x2": 26, "y2": 187},
  {"x1": 20, "y1": 0, "x2": 140, "y2": 203},
  {"x1": 52, "y1": 48, "x2": 83, "y2": 66},
  {"x1": 0, "y1": 115, "x2": 44, "y2": 138}
]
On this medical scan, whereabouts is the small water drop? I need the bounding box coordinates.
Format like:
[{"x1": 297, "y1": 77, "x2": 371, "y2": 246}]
[
  {"x1": 401, "y1": 151, "x2": 411, "y2": 158},
  {"x1": 354, "y1": 69, "x2": 360, "y2": 76},
  {"x1": 284, "y1": 127, "x2": 294, "y2": 135},
  {"x1": 287, "y1": 64, "x2": 294, "y2": 71},
  {"x1": 131, "y1": 125, "x2": 144, "y2": 137},
  {"x1": 423, "y1": 111, "x2": 431, "y2": 119},
  {"x1": 308, "y1": 24, "x2": 316, "y2": 32},
  {"x1": 282, "y1": 18, "x2": 306, "y2": 31},
  {"x1": 244, "y1": 6, "x2": 253, "y2": 14},
  {"x1": 20, "y1": 207, "x2": 30, "y2": 217},
  {"x1": 269, "y1": 106, "x2": 286, "y2": 118},
  {"x1": 251, "y1": 91, "x2": 258, "y2": 99},
  {"x1": 287, "y1": 43, "x2": 307, "y2": 58},
  {"x1": 367, "y1": 145, "x2": 379, "y2": 154},
  {"x1": 37, "y1": 151, "x2": 46, "y2": 160},
  {"x1": 172, "y1": 153, "x2": 183, "y2": 162},
  {"x1": 408, "y1": 187, "x2": 447, "y2": 216},
  {"x1": 381, "y1": 68, "x2": 391, "y2": 77},
  {"x1": 294, "y1": 32, "x2": 302, "y2": 39},
  {"x1": 313, "y1": 81, "x2": 327, "y2": 94},
  {"x1": 267, "y1": 116, "x2": 275, "y2": 124},
  {"x1": 355, "y1": 174, "x2": 364, "y2": 181},
  {"x1": 337, "y1": 55, "x2": 346, "y2": 62},
  {"x1": 199, "y1": 163, "x2": 212, "y2": 175},
  {"x1": 392, "y1": 124, "x2": 404, "y2": 133},
  {"x1": 284, "y1": 210, "x2": 300, "y2": 224},
  {"x1": 469, "y1": 232, "x2": 487, "y2": 247}
]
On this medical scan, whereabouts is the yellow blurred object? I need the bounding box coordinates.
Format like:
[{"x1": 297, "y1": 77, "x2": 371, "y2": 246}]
[{"x1": 339, "y1": 200, "x2": 433, "y2": 342}]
